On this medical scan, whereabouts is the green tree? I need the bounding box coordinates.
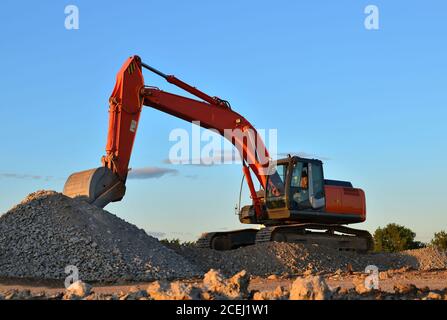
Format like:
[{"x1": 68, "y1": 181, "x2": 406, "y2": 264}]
[
  {"x1": 373, "y1": 223, "x2": 419, "y2": 252},
  {"x1": 431, "y1": 231, "x2": 447, "y2": 250},
  {"x1": 160, "y1": 238, "x2": 196, "y2": 248}
]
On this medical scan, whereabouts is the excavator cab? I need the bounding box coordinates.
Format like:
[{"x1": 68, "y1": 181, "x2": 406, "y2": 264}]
[
  {"x1": 240, "y1": 155, "x2": 366, "y2": 227},
  {"x1": 265, "y1": 157, "x2": 325, "y2": 218},
  {"x1": 239, "y1": 156, "x2": 327, "y2": 224}
]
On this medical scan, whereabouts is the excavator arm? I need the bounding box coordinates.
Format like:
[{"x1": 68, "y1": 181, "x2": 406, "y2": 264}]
[{"x1": 64, "y1": 55, "x2": 275, "y2": 217}]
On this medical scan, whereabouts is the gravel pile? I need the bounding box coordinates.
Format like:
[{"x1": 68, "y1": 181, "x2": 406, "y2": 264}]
[
  {"x1": 401, "y1": 247, "x2": 447, "y2": 271},
  {"x1": 1, "y1": 190, "x2": 445, "y2": 283},
  {"x1": 173, "y1": 242, "x2": 447, "y2": 277},
  {"x1": 0, "y1": 191, "x2": 199, "y2": 282}
]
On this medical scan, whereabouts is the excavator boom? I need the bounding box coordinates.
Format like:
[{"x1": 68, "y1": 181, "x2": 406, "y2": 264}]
[{"x1": 64, "y1": 56, "x2": 272, "y2": 215}]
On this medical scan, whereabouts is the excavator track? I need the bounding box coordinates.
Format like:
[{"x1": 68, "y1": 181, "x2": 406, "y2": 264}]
[
  {"x1": 255, "y1": 223, "x2": 374, "y2": 253},
  {"x1": 196, "y1": 229, "x2": 258, "y2": 251},
  {"x1": 196, "y1": 232, "x2": 216, "y2": 249},
  {"x1": 197, "y1": 224, "x2": 374, "y2": 252}
]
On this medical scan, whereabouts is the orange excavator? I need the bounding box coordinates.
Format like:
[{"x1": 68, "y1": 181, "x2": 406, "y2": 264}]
[{"x1": 63, "y1": 55, "x2": 373, "y2": 252}]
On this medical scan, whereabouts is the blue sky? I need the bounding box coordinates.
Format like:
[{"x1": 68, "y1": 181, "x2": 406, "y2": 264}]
[{"x1": 0, "y1": 1, "x2": 446, "y2": 242}]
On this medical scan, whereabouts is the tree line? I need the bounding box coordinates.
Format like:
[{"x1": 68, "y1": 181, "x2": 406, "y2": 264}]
[{"x1": 373, "y1": 223, "x2": 447, "y2": 252}]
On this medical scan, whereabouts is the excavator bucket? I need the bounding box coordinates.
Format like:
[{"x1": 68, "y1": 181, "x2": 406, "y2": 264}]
[{"x1": 63, "y1": 167, "x2": 126, "y2": 208}]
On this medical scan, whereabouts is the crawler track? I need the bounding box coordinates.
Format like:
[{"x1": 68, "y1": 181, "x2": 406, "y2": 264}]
[
  {"x1": 256, "y1": 223, "x2": 374, "y2": 252},
  {"x1": 198, "y1": 224, "x2": 374, "y2": 252},
  {"x1": 196, "y1": 229, "x2": 258, "y2": 250}
]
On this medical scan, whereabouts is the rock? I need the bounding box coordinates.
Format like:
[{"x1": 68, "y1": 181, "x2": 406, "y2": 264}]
[
  {"x1": 1, "y1": 290, "x2": 33, "y2": 300},
  {"x1": 289, "y1": 276, "x2": 331, "y2": 300},
  {"x1": 425, "y1": 292, "x2": 442, "y2": 300},
  {"x1": 127, "y1": 287, "x2": 148, "y2": 300},
  {"x1": 119, "y1": 294, "x2": 130, "y2": 300},
  {"x1": 147, "y1": 281, "x2": 170, "y2": 300},
  {"x1": 420, "y1": 286, "x2": 431, "y2": 293},
  {"x1": 393, "y1": 283, "x2": 418, "y2": 295},
  {"x1": 337, "y1": 287, "x2": 350, "y2": 295},
  {"x1": 203, "y1": 269, "x2": 225, "y2": 291},
  {"x1": 147, "y1": 280, "x2": 201, "y2": 300},
  {"x1": 65, "y1": 280, "x2": 92, "y2": 299},
  {"x1": 353, "y1": 283, "x2": 370, "y2": 295},
  {"x1": 253, "y1": 286, "x2": 288, "y2": 300},
  {"x1": 201, "y1": 291, "x2": 213, "y2": 300},
  {"x1": 202, "y1": 269, "x2": 250, "y2": 299},
  {"x1": 379, "y1": 271, "x2": 391, "y2": 280},
  {"x1": 352, "y1": 275, "x2": 376, "y2": 295},
  {"x1": 16, "y1": 290, "x2": 32, "y2": 300},
  {"x1": 303, "y1": 269, "x2": 313, "y2": 276},
  {"x1": 4, "y1": 291, "x2": 16, "y2": 300},
  {"x1": 84, "y1": 294, "x2": 96, "y2": 300},
  {"x1": 170, "y1": 281, "x2": 202, "y2": 300},
  {"x1": 226, "y1": 270, "x2": 250, "y2": 299},
  {"x1": 47, "y1": 292, "x2": 64, "y2": 300}
]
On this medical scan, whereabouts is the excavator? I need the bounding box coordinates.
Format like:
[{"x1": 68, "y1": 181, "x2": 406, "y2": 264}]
[{"x1": 63, "y1": 55, "x2": 373, "y2": 252}]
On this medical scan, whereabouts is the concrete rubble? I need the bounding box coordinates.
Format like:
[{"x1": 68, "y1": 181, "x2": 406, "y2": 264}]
[
  {"x1": 289, "y1": 275, "x2": 332, "y2": 300},
  {"x1": 64, "y1": 280, "x2": 92, "y2": 299},
  {"x1": 0, "y1": 270, "x2": 446, "y2": 300}
]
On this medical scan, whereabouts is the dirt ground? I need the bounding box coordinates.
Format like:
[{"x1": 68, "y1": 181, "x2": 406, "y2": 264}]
[
  {"x1": 1, "y1": 269, "x2": 446, "y2": 298},
  {"x1": 251, "y1": 270, "x2": 447, "y2": 293}
]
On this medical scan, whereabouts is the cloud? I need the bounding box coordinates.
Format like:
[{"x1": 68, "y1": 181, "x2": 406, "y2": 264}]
[
  {"x1": 0, "y1": 173, "x2": 55, "y2": 181},
  {"x1": 145, "y1": 230, "x2": 195, "y2": 240},
  {"x1": 145, "y1": 231, "x2": 166, "y2": 238},
  {"x1": 128, "y1": 167, "x2": 178, "y2": 179},
  {"x1": 170, "y1": 231, "x2": 195, "y2": 237}
]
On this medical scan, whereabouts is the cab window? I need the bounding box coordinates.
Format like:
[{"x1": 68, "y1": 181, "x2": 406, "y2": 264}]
[
  {"x1": 290, "y1": 162, "x2": 310, "y2": 209},
  {"x1": 291, "y1": 162, "x2": 303, "y2": 187},
  {"x1": 311, "y1": 162, "x2": 324, "y2": 199},
  {"x1": 266, "y1": 164, "x2": 288, "y2": 209}
]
